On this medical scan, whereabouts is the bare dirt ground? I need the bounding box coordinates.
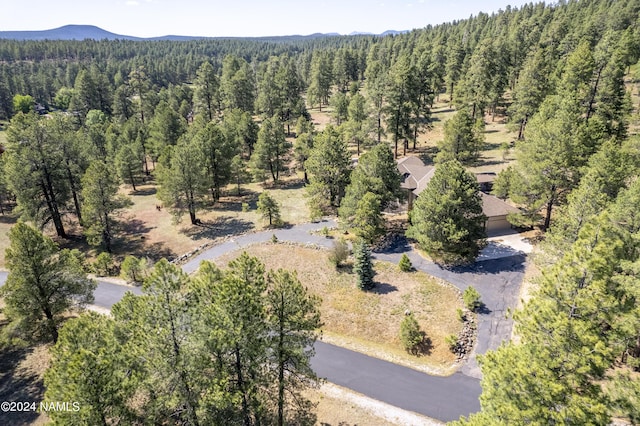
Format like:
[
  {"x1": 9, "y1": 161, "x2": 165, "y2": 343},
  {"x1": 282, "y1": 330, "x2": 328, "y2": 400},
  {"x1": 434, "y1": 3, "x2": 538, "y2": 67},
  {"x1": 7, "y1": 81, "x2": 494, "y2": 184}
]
[{"x1": 215, "y1": 242, "x2": 463, "y2": 373}]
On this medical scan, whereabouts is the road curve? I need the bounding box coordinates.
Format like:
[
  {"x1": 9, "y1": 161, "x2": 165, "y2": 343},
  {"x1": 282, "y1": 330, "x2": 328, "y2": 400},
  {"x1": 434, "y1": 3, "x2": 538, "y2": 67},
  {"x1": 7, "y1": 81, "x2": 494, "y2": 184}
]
[{"x1": 0, "y1": 220, "x2": 527, "y2": 422}]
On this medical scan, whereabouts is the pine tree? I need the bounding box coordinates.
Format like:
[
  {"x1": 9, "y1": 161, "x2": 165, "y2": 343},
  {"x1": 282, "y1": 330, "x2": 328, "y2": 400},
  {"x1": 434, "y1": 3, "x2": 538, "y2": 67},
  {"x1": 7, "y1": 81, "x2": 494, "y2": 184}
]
[
  {"x1": 437, "y1": 109, "x2": 485, "y2": 165},
  {"x1": 157, "y1": 138, "x2": 208, "y2": 225},
  {"x1": 339, "y1": 142, "x2": 401, "y2": 224},
  {"x1": 251, "y1": 116, "x2": 289, "y2": 183},
  {"x1": 400, "y1": 313, "x2": 423, "y2": 354},
  {"x1": 193, "y1": 61, "x2": 220, "y2": 122},
  {"x1": 196, "y1": 121, "x2": 236, "y2": 202},
  {"x1": 81, "y1": 160, "x2": 132, "y2": 253},
  {"x1": 1, "y1": 223, "x2": 95, "y2": 342},
  {"x1": 353, "y1": 240, "x2": 375, "y2": 291},
  {"x1": 305, "y1": 125, "x2": 351, "y2": 213},
  {"x1": 266, "y1": 269, "x2": 322, "y2": 426},
  {"x1": 352, "y1": 192, "x2": 385, "y2": 244},
  {"x1": 44, "y1": 312, "x2": 134, "y2": 425},
  {"x1": 115, "y1": 144, "x2": 143, "y2": 191},
  {"x1": 407, "y1": 160, "x2": 486, "y2": 264},
  {"x1": 257, "y1": 191, "x2": 282, "y2": 227}
]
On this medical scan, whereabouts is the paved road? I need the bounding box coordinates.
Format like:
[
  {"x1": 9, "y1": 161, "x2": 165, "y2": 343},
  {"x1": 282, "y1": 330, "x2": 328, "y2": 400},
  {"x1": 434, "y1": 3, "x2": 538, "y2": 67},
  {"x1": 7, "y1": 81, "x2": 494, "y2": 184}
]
[
  {"x1": 0, "y1": 220, "x2": 527, "y2": 422},
  {"x1": 312, "y1": 341, "x2": 481, "y2": 423}
]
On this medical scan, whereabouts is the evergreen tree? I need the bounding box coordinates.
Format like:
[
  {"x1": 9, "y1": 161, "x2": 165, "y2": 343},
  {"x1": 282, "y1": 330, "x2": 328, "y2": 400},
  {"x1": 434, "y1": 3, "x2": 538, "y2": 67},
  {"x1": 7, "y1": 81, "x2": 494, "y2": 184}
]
[
  {"x1": 257, "y1": 191, "x2": 282, "y2": 227},
  {"x1": 115, "y1": 143, "x2": 143, "y2": 191},
  {"x1": 400, "y1": 313, "x2": 423, "y2": 354},
  {"x1": 81, "y1": 160, "x2": 132, "y2": 253},
  {"x1": 251, "y1": 116, "x2": 289, "y2": 183},
  {"x1": 4, "y1": 112, "x2": 70, "y2": 237},
  {"x1": 266, "y1": 269, "x2": 322, "y2": 426},
  {"x1": 0, "y1": 222, "x2": 95, "y2": 343},
  {"x1": 193, "y1": 61, "x2": 220, "y2": 122},
  {"x1": 339, "y1": 142, "x2": 401, "y2": 225},
  {"x1": 196, "y1": 121, "x2": 236, "y2": 202},
  {"x1": 352, "y1": 192, "x2": 385, "y2": 244},
  {"x1": 407, "y1": 160, "x2": 486, "y2": 264},
  {"x1": 221, "y1": 55, "x2": 256, "y2": 113},
  {"x1": 44, "y1": 312, "x2": 134, "y2": 425},
  {"x1": 305, "y1": 125, "x2": 351, "y2": 213},
  {"x1": 157, "y1": 138, "x2": 207, "y2": 225},
  {"x1": 353, "y1": 239, "x2": 375, "y2": 291},
  {"x1": 437, "y1": 109, "x2": 485, "y2": 165}
]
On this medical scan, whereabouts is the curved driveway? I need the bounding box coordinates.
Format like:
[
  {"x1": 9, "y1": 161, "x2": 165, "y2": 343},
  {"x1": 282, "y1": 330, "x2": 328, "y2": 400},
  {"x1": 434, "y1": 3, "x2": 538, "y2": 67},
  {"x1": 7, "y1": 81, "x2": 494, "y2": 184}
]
[{"x1": 0, "y1": 220, "x2": 526, "y2": 423}]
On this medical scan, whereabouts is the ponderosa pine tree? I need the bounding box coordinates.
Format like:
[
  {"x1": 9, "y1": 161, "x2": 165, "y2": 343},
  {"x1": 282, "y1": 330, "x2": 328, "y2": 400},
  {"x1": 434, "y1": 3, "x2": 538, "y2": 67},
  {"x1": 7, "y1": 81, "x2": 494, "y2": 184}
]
[
  {"x1": 251, "y1": 116, "x2": 289, "y2": 183},
  {"x1": 157, "y1": 137, "x2": 208, "y2": 225},
  {"x1": 266, "y1": 269, "x2": 322, "y2": 426},
  {"x1": 456, "y1": 213, "x2": 640, "y2": 425},
  {"x1": 115, "y1": 143, "x2": 143, "y2": 191},
  {"x1": 81, "y1": 160, "x2": 132, "y2": 253},
  {"x1": 257, "y1": 191, "x2": 282, "y2": 227},
  {"x1": 196, "y1": 121, "x2": 236, "y2": 202},
  {"x1": 339, "y1": 142, "x2": 401, "y2": 226},
  {"x1": 305, "y1": 125, "x2": 351, "y2": 214},
  {"x1": 407, "y1": 160, "x2": 486, "y2": 264},
  {"x1": 0, "y1": 223, "x2": 95, "y2": 343},
  {"x1": 437, "y1": 108, "x2": 485, "y2": 165},
  {"x1": 44, "y1": 312, "x2": 135, "y2": 425},
  {"x1": 193, "y1": 61, "x2": 220, "y2": 122},
  {"x1": 4, "y1": 112, "x2": 70, "y2": 238}
]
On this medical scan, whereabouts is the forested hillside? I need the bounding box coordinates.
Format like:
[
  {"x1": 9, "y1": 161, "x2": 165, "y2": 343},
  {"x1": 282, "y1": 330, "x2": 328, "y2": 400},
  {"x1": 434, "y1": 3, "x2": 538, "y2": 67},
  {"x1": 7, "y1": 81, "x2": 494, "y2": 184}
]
[{"x1": 1, "y1": 0, "x2": 640, "y2": 424}]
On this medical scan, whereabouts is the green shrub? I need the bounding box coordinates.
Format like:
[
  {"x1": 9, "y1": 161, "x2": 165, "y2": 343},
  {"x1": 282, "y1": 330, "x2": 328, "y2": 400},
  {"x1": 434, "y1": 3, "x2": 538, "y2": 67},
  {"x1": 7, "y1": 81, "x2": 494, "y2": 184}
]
[
  {"x1": 445, "y1": 334, "x2": 459, "y2": 353},
  {"x1": 398, "y1": 254, "x2": 412, "y2": 272},
  {"x1": 400, "y1": 314, "x2": 423, "y2": 354},
  {"x1": 320, "y1": 226, "x2": 330, "y2": 237},
  {"x1": 328, "y1": 238, "x2": 349, "y2": 267},
  {"x1": 93, "y1": 252, "x2": 115, "y2": 277},
  {"x1": 120, "y1": 255, "x2": 145, "y2": 284},
  {"x1": 271, "y1": 233, "x2": 279, "y2": 243},
  {"x1": 456, "y1": 308, "x2": 466, "y2": 322},
  {"x1": 241, "y1": 202, "x2": 249, "y2": 212},
  {"x1": 463, "y1": 286, "x2": 482, "y2": 312}
]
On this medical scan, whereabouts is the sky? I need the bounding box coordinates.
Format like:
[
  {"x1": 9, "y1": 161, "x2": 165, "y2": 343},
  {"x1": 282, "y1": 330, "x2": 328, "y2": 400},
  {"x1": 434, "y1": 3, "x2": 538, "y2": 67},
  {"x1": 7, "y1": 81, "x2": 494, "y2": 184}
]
[{"x1": 1, "y1": 0, "x2": 533, "y2": 38}]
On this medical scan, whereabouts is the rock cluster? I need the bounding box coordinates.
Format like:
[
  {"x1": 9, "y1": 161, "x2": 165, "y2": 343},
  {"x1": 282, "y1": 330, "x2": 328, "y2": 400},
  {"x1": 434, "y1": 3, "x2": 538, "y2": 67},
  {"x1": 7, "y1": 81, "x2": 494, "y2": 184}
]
[{"x1": 453, "y1": 314, "x2": 477, "y2": 361}]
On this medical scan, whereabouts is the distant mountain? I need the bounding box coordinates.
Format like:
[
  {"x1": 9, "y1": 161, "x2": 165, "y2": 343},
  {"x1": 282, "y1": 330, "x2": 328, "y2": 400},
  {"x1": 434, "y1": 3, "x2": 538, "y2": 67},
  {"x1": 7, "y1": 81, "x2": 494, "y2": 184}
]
[
  {"x1": 380, "y1": 30, "x2": 408, "y2": 36},
  {"x1": 0, "y1": 25, "x2": 143, "y2": 41},
  {"x1": 0, "y1": 25, "x2": 405, "y2": 41}
]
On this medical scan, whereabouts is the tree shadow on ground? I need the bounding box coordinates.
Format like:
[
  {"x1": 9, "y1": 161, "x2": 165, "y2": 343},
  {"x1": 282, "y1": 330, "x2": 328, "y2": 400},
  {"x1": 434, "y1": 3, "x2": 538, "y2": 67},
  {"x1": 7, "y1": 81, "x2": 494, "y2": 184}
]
[
  {"x1": 0, "y1": 344, "x2": 44, "y2": 425},
  {"x1": 112, "y1": 237, "x2": 177, "y2": 263},
  {"x1": 408, "y1": 332, "x2": 433, "y2": 357},
  {"x1": 475, "y1": 303, "x2": 492, "y2": 315},
  {"x1": 181, "y1": 216, "x2": 254, "y2": 241},
  {"x1": 372, "y1": 282, "x2": 398, "y2": 294},
  {"x1": 129, "y1": 187, "x2": 157, "y2": 196},
  {"x1": 472, "y1": 158, "x2": 505, "y2": 168},
  {"x1": 0, "y1": 214, "x2": 18, "y2": 224},
  {"x1": 121, "y1": 218, "x2": 155, "y2": 235},
  {"x1": 374, "y1": 235, "x2": 411, "y2": 254}
]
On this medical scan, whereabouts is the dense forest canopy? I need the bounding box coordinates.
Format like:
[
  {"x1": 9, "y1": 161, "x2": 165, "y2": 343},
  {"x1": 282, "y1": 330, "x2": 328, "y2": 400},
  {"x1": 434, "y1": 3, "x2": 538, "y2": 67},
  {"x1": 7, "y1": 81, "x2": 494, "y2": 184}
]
[{"x1": 2, "y1": 0, "x2": 640, "y2": 424}]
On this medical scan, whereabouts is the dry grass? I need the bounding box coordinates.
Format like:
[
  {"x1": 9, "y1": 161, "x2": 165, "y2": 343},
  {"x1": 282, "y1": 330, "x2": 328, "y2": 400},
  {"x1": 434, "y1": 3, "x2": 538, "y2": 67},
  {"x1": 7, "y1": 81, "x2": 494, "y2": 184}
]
[
  {"x1": 309, "y1": 388, "x2": 399, "y2": 426},
  {"x1": 309, "y1": 383, "x2": 440, "y2": 425},
  {"x1": 215, "y1": 243, "x2": 463, "y2": 373}
]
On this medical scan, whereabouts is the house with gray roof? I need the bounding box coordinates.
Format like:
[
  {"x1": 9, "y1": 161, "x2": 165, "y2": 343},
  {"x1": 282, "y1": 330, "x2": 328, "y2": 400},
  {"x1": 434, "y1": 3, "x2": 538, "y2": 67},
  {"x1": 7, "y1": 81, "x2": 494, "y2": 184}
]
[{"x1": 397, "y1": 156, "x2": 520, "y2": 236}]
